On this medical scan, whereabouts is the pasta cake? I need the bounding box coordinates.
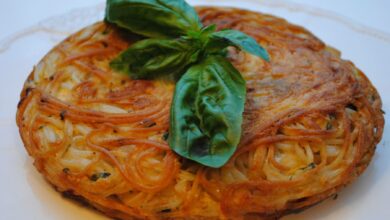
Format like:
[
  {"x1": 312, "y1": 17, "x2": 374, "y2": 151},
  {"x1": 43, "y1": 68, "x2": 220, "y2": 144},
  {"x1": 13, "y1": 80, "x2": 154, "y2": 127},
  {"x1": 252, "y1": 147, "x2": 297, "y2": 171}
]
[{"x1": 16, "y1": 7, "x2": 384, "y2": 219}]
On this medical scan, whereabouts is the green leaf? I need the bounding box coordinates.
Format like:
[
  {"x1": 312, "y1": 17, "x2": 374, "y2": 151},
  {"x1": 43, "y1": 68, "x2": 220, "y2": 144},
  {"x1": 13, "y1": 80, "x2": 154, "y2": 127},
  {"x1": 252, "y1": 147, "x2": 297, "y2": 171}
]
[
  {"x1": 110, "y1": 38, "x2": 202, "y2": 79},
  {"x1": 187, "y1": 24, "x2": 216, "y2": 42},
  {"x1": 105, "y1": 0, "x2": 202, "y2": 38},
  {"x1": 169, "y1": 55, "x2": 246, "y2": 168},
  {"x1": 207, "y1": 29, "x2": 270, "y2": 61}
]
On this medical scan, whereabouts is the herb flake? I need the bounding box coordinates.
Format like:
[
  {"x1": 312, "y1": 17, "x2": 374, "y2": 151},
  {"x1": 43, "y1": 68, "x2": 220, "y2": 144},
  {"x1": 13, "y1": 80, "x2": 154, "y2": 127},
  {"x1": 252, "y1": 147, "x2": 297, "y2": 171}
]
[{"x1": 90, "y1": 172, "x2": 111, "y2": 181}]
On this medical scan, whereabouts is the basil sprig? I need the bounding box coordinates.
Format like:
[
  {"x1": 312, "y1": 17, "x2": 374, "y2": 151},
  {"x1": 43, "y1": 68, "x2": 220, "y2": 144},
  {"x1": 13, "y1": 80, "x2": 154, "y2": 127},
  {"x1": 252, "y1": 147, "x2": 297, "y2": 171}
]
[{"x1": 106, "y1": 0, "x2": 269, "y2": 168}]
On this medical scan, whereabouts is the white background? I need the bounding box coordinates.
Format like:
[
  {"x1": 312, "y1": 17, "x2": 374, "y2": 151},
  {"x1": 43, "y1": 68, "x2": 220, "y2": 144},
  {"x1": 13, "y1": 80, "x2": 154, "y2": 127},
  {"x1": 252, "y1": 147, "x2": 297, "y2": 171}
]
[{"x1": 0, "y1": 0, "x2": 389, "y2": 219}]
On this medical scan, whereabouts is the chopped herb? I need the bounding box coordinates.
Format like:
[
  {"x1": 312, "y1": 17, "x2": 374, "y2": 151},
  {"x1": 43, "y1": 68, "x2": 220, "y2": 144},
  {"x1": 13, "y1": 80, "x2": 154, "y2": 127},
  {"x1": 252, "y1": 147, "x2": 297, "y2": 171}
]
[
  {"x1": 329, "y1": 113, "x2": 336, "y2": 120},
  {"x1": 300, "y1": 162, "x2": 316, "y2": 171},
  {"x1": 333, "y1": 193, "x2": 338, "y2": 200},
  {"x1": 381, "y1": 109, "x2": 386, "y2": 114},
  {"x1": 62, "y1": 168, "x2": 70, "y2": 174},
  {"x1": 371, "y1": 95, "x2": 376, "y2": 102},
  {"x1": 160, "y1": 209, "x2": 172, "y2": 213},
  {"x1": 60, "y1": 110, "x2": 67, "y2": 120},
  {"x1": 326, "y1": 122, "x2": 332, "y2": 130},
  {"x1": 346, "y1": 103, "x2": 357, "y2": 111},
  {"x1": 90, "y1": 172, "x2": 111, "y2": 181},
  {"x1": 307, "y1": 162, "x2": 316, "y2": 169},
  {"x1": 162, "y1": 132, "x2": 169, "y2": 141}
]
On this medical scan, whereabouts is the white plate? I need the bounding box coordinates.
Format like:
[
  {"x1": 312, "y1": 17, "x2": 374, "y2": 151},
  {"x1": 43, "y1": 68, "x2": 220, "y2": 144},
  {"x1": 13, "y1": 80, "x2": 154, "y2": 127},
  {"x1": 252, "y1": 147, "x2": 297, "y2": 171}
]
[{"x1": 0, "y1": 0, "x2": 389, "y2": 219}]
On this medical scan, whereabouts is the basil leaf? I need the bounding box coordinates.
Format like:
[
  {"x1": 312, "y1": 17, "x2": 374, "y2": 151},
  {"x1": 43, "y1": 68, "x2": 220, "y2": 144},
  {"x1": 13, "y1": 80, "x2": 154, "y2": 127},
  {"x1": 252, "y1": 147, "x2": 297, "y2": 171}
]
[
  {"x1": 208, "y1": 29, "x2": 270, "y2": 61},
  {"x1": 110, "y1": 38, "x2": 202, "y2": 79},
  {"x1": 187, "y1": 24, "x2": 217, "y2": 42},
  {"x1": 169, "y1": 55, "x2": 246, "y2": 168},
  {"x1": 105, "y1": 0, "x2": 202, "y2": 38}
]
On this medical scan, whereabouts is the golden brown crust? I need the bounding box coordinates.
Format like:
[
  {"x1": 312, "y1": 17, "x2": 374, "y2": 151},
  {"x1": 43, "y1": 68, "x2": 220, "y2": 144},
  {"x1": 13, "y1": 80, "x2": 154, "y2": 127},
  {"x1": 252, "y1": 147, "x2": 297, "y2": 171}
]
[{"x1": 16, "y1": 7, "x2": 384, "y2": 219}]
